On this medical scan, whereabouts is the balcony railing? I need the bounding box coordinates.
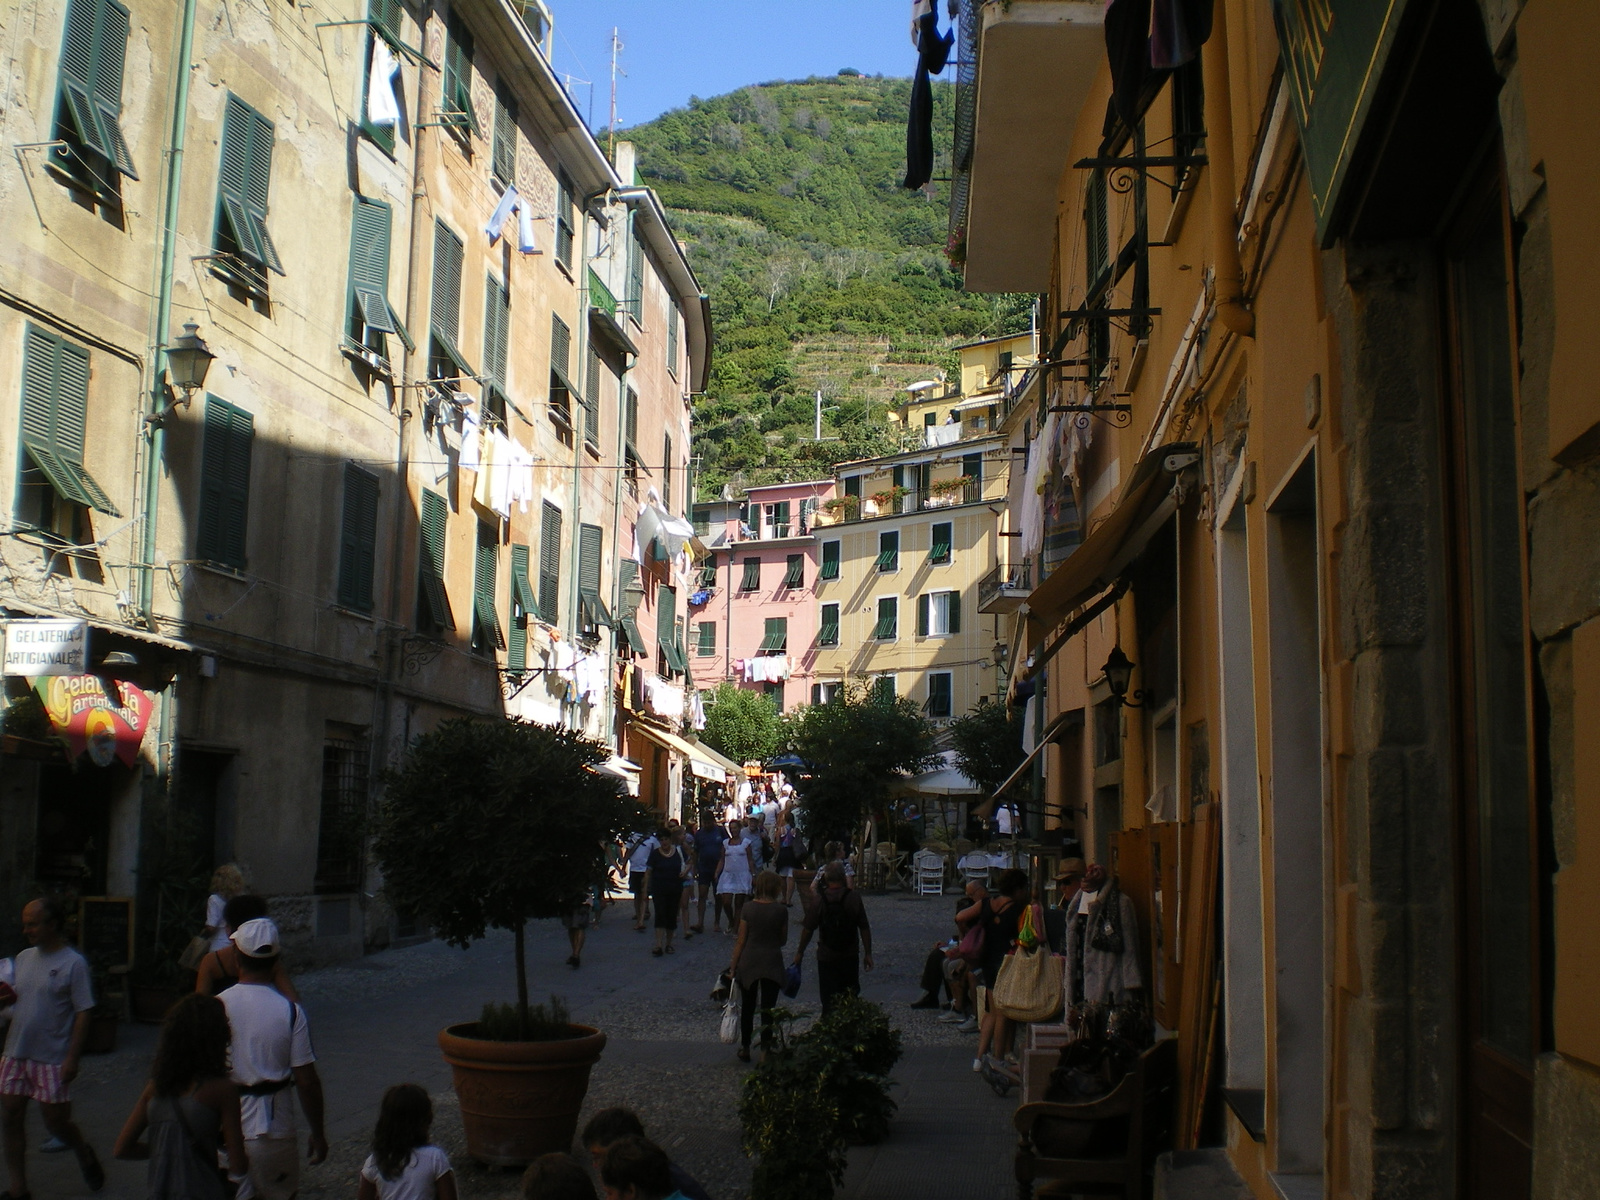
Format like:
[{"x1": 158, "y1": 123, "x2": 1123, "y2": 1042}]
[
  {"x1": 978, "y1": 558, "x2": 1033, "y2": 614},
  {"x1": 588, "y1": 268, "x2": 617, "y2": 317}
]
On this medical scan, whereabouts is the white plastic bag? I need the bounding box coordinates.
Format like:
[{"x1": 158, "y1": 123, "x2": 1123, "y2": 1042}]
[{"x1": 719, "y1": 996, "x2": 739, "y2": 1044}]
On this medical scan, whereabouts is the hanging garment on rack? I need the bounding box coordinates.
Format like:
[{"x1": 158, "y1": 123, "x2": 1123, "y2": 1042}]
[
  {"x1": 517, "y1": 201, "x2": 537, "y2": 254},
  {"x1": 690, "y1": 689, "x2": 707, "y2": 731},
  {"x1": 368, "y1": 39, "x2": 401, "y2": 127}
]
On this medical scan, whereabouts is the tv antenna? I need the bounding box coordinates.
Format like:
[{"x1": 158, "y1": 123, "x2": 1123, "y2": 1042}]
[{"x1": 608, "y1": 28, "x2": 626, "y2": 159}]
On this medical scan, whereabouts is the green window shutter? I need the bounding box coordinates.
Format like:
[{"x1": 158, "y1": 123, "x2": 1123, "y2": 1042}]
[
  {"x1": 1086, "y1": 167, "x2": 1109, "y2": 287},
  {"x1": 948, "y1": 588, "x2": 961, "y2": 633},
  {"x1": 538, "y1": 501, "x2": 562, "y2": 624},
  {"x1": 666, "y1": 306, "x2": 679, "y2": 376},
  {"x1": 337, "y1": 463, "x2": 379, "y2": 612},
  {"x1": 577, "y1": 523, "x2": 612, "y2": 627},
  {"x1": 555, "y1": 170, "x2": 574, "y2": 268},
  {"x1": 875, "y1": 532, "x2": 898, "y2": 571},
  {"x1": 508, "y1": 543, "x2": 531, "y2": 673},
  {"x1": 963, "y1": 453, "x2": 983, "y2": 484},
  {"x1": 618, "y1": 558, "x2": 645, "y2": 616},
  {"x1": 663, "y1": 433, "x2": 673, "y2": 510},
  {"x1": 657, "y1": 585, "x2": 683, "y2": 673},
  {"x1": 873, "y1": 597, "x2": 897, "y2": 640},
  {"x1": 430, "y1": 220, "x2": 464, "y2": 362},
  {"x1": 492, "y1": 84, "x2": 517, "y2": 187},
  {"x1": 360, "y1": 0, "x2": 397, "y2": 153},
  {"x1": 698, "y1": 558, "x2": 717, "y2": 588},
  {"x1": 697, "y1": 621, "x2": 716, "y2": 656},
  {"x1": 844, "y1": 476, "x2": 861, "y2": 498},
  {"x1": 216, "y1": 95, "x2": 283, "y2": 277},
  {"x1": 197, "y1": 395, "x2": 254, "y2": 569},
  {"x1": 625, "y1": 227, "x2": 644, "y2": 317},
  {"x1": 19, "y1": 326, "x2": 117, "y2": 516},
  {"x1": 917, "y1": 593, "x2": 929, "y2": 637},
  {"x1": 483, "y1": 275, "x2": 510, "y2": 407},
  {"x1": 548, "y1": 315, "x2": 572, "y2": 424},
  {"x1": 928, "y1": 673, "x2": 952, "y2": 717},
  {"x1": 741, "y1": 558, "x2": 761, "y2": 591},
  {"x1": 57, "y1": 0, "x2": 137, "y2": 179},
  {"x1": 760, "y1": 617, "x2": 787, "y2": 654},
  {"x1": 442, "y1": 14, "x2": 481, "y2": 136},
  {"x1": 820, "y1": 540, "x2": 840, "y2": 580},
  {"x1": 348, "y1": 196, "x2": 410, "y2": 353},
  {"x1": 582, "y1": 344, "x2": 601, "y2": 448},
  {"x1": 418, "y1": 487, "x2": 454, "y2": 630},
  {"x1": 782, "y1": 555, "x2": 804, "y2": 588},
  {"x1": 473, "y1": 521, "x2": 504, "y2": 651},
  {"x1": 930, "y1": 522, "x2": 952, "y2": 562},
  {"x1": 819, "y1": 604, "x2": 839, "y2": 646}
]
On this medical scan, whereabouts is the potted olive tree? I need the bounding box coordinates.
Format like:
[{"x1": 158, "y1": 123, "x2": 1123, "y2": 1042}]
[{"x1": 375, "y1": 717, "x2": 648, "y2": 1165}]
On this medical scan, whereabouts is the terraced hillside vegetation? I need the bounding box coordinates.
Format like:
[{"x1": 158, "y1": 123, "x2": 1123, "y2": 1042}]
[{"x1": 623, "y1": 74, "x2": 1033, "y2": 493}]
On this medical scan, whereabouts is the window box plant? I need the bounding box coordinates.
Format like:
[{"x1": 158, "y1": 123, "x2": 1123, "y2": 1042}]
[
  {"x1": 376, "y1": 717, "x2": 648, "y2": 1165},
  {"x1": 821, "y1": 496, "x2": 860, "y2": 516},
  {"x1": 870, "y1": 486, "x2": 909, "y2": 510}
]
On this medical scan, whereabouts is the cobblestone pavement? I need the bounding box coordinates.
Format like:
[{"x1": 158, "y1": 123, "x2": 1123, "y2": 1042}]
[{"x1": 11, "y1": 888, "x2": 1016, "y2": 1200}]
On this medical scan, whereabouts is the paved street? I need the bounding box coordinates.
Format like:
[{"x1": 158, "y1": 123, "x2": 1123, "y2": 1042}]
[{"x1": 12, "y1": 889, "x2": 1017, "y2": 1200}]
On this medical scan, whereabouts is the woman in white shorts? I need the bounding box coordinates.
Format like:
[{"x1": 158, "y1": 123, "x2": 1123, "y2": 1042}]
[{"x1": 715, "y1": 822, "x2": 755, "y2": 932}]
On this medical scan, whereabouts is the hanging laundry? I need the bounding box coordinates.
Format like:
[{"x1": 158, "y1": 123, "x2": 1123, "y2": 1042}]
[
  {"x1": 472, "y1": 429, "x2": 500, "y2": 510},
  {"x1": 645, "y1": 674, "x2": 685, "y2": 720},
  {"x1": 459, "y1": 408, "x2": 482, "y2": 472},
  {"x1": 367, "y1": 39, "x2": 401, "y2": 128},
  {"x1": 517, "y1": 201, "x2": 538, "y2": 254},
  {"x1": 573, "y1": 653, "x2": 606, "y2": 703},
  {"x1": 475, "y1": 430, "x2": 513, "y2": 517},
  {"x1": 690, "y1": 690, "x2": 707, "y2": 731},
  {"x1": 507, "y1": 440, "x2": 536, "y2": 513},
  {"x1": 485, "y1": 184, "x2": 520, "y2": 245},
  {"x1": 902, "y1": 0, "x2": 952, "y2": 190}
]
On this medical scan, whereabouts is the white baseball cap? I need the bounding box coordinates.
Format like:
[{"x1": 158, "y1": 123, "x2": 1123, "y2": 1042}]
[{"x1": 231, "y1": 917, "x2": 281, "y2": 959}]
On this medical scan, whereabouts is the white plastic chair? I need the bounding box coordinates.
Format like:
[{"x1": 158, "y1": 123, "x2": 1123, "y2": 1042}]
[
  {"x1": 913, "y1": 850, "x2": 945, "y2": 896},
  {"x1": 959, "y1": 851, "x2": 991, "y2": 887}
]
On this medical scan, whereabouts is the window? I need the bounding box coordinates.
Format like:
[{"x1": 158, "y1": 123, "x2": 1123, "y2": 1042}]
[
  {"x1": 1085, "y1": 168, "x2": 1112, "y2": 388},
  {"x1": 538, "y1": 501, "x2": 562, "y2": 627},
  {"x1": 491, "y1": 81, "x2": 517, "y2": 189},
  {"x1": 926, "y1": 671, "x2": 953, "y2": 718},
  {"x1": 799, "y1": 496, "x2": 817, "y2": 533},
  {"x1": 963, "y1": 452, "x2": 983, "y2": 486},
  {"x1": 871, "y1": 673, "x2": 897, "y2": 698},
  {"x1": 471, "y1": 519, "x2": 503, "y2": 653},
  {"x1": 316, "y1": 733, "x2": 368, "y2": 892},
  {"x1": 625, "y1": 225, "x2": 644, "y2": 321},
  {"x1": 547, "y1": 314, "x2": 573, "y2": 428},
  {"x1": 872, "y1": 596, "x2": 898, "y2": 640},
  {"x1": 818, "y1": 602, "x2": 840, "y2": 646},
  {"x1": 781, "y1": 554, "x2": 804, "y2": 589},
  {"x1": 429, "y1": 220, "x2": 470, "y2": 380},
  {"x1": 658, "y1": 585, "x2": 685, "y2": 674},
  {"x1": 917, "y1": 589, "x2": 962, "y2": 637},
  {"x1": 482, "y1": 275, "x2": 510, "y2": 423},
  {"x1": 17, "y1": 327, "x2": 117, "y2": 533},
  {"x1": 875, "y1": 530, "x2": 899, "y2": 572},
  {"x1": 1094, "y1": 697, "x2": 1122, "y2": 766},
  {"x1": 696, "y1": 621, "x2": 716, "y2": 657},
  {"x1": 1172, "y1": 56, "x2": 1206, "y2": 160},
  {"x1": 51, "y1": 0, "x2": 137, "y2": 200},
  {"x1": 508, "y1": 543, "x2": 535, "y2": 672},
  {"x1": 337, "y1": 464, "x2": 379, "y2": 612},
  {"x1": 582, "y1": 344, "x2": 601, "y2": 449},
  {"x1": 440, "y1": 12, "x2": 480, "y2": 140},
  {"x1": 843, "y1": 476, "x2": 861, "y2": 499},
  {"x1": 213, "y1": 95, "x2": 284, "y2": 296},
  {"x1": 197, "y1": 396, "x2": 254, "y2": 569},
  {"x1": 345, "y1": 196, "x2": 411, "y2": 365},
  {"x1": 765, "y1": 500, "x2": 791, "y2": 538},
  {"x1": 997, "y1": 349, "x2": 1013, "y2": 378},
  {"x1": 819, "y1": 540, "x2": 840, "y2": 580},
  {"x1": 759, "y1": 617, "x2": 788, "y2": 654},
  {"x1": 929, "y1": 521, "x2": 952, "y2": 563},
  {"x1": 697, "y1": 556, "x2": 718, "y2": 587},
  {"x1": 812, "y1": 680, "x2": 843, "y2": 705},
  {"x1": 763, "y1": 682, "x2": 784, "y2": 712},
  {"x1": 624, "y1": 387, "x2": 640, "y2": 482},
  {"x1": 666, "y1": 305, "x2": 680, "y2": 378},
  {"x1": 359, "y1": 0, "x2": 403, "y2": 153},
  {"x1": 578, "y1": 523, "x2": 612, "y2": 629},
  {"x1": 741, "y1": 557, "x2": 761, "y2": 591},
  {"x1": 554, "y1": 169, "x2": 575, "y2": 270},
  {"x1": 663, "y1": 432, "x2": 673, "y2": 509},
  {"x1": 924, "y1": 411, "x2": 937, "y2": 428},
  {"x1": 417, "y1": 487, "x2": 453, "y2": 631}
]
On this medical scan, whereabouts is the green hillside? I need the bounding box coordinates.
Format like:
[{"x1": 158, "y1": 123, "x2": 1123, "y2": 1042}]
[{"x1": 622, "y1": 75, "x2": 1032, "y2": 494}]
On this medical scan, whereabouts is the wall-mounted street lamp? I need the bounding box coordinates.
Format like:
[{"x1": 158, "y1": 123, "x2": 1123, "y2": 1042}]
[
  {"x1": 147, "y1": 322, "x2": 216, "y2": 426},
  {"x1": 1101, "y1": 645, "x2": 1147, "y2": 708}
]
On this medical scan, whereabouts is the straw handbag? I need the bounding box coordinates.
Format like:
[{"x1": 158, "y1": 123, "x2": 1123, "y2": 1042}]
[{"x1": 991, "y1": 905, "x2": 1063, "y2": 1023}]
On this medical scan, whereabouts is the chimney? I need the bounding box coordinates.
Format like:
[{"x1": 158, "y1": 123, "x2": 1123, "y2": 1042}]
[{"x1": 613, "y1": 140, "x2": 637, "y2": 185}]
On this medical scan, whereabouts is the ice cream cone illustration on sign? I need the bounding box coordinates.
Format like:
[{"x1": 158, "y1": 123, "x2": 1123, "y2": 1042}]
[{"x1": 32, "y1": 675, "x2": 154, "y2": 767}]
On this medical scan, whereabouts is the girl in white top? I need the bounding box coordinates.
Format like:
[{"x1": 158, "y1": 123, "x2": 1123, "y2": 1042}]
[
  {"x1": 202, "y1": 864, "x2": 246, "y2": 952},
  {"x1": 358, "y1": 1084, "x2": 456, "y2": 1200},
  {"x1": 715, "y1": 823, "x2": 756, "y2": 932}
]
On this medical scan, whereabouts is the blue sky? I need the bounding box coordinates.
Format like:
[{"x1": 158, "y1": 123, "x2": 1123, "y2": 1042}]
[{"x1": 546, "y1": 0, "x2": 920, "y2": 130}]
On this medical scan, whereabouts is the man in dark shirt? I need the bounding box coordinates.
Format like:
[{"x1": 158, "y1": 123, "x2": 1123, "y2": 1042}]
[
  {"x1": 794, "y1": 863, "x2": 873, "y2": 1015},
  {"x1": 691, "y1": 821, "x2": 728, "y2": 933}
]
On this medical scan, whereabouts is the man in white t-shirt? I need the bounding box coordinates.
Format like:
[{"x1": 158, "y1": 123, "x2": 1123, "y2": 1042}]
[
  {"x1": 0, "y1": 896, "x2": 104, "y2": 1196},
  {"x1": 994, "y1": 803, "x2": 1017, "y2": 837},
  {"x1": 626, "y1": 830, "x2": 660, "y2": 931},
  {"x1": 219, "y1": 918, "x2": 327, "y2": 1200}
]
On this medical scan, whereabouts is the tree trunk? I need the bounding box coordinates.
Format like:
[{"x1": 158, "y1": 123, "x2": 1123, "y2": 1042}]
[{"x1": 514, "y1": 918, "x2": 530, "y2": 1040}]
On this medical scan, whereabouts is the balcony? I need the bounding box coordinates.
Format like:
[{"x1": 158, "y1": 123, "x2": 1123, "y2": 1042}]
[
  {"x1": 978, "y1": 559, "x2": 1033, "y2": 614},
  {"x1": 588, "y1": 268, "x2": 638, "y2": 358}
]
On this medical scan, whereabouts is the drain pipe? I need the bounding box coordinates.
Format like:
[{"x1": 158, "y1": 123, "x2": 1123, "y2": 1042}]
[
  {"x1": 1202, "y1": 5, "x2": 1254, "y2": 338},
  {"x1": 139, "y1": 0, "x2": 200, "y2": 618}
]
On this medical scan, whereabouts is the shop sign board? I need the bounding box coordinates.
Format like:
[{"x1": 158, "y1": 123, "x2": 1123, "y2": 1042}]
[
  {"x1": 3, "y1": 619, "x2": 89, "y2": 676},
  {"x1": 31, "y1": 675, "x2": 154, "y2": 767}
]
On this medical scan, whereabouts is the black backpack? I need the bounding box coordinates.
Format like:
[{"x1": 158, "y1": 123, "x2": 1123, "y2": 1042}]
[{"x1": 818, "y1": 891, "x2": 855, "y2": 953}]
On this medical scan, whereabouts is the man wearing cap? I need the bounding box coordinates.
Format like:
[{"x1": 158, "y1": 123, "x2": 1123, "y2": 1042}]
[
  {"x1": 0, "y1": 897, "x2": 105, "y2": 1198},
  {"x1": 219, "y1": 918, "x2": 327, "y2": 1200},
  {"x1": 1043, "y1": 858, "x2": 1086, "y2": 955}
]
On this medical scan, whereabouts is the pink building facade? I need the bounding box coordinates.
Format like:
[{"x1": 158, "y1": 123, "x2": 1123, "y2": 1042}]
[{"x1": 689, "y1": 480, "x2": 834, "y2": 712}]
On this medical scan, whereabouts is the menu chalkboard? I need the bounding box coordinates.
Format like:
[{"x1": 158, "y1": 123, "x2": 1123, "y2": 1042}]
[{"x1": 78, "y1": 896, "x2": 133, "y2": 971}]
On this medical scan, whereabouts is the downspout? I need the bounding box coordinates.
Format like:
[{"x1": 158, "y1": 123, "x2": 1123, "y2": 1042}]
[
  {"x1": 139, "y1": 0, "x2": 199, "y2": 619},
  {"x1": 568, "y1": 195, "x2": 600, "y2": 729},
  {"x1": 1202, "y1": 3, "x2": 1254, "y2": 338},
  {"x1": 605, "y1": 284, "x2": 628, "y2": 754}
]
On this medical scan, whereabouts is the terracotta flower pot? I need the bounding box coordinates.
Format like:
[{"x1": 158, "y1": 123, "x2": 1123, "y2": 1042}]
[{"x1": 438, "y1": 1023, "x2": 607, "y2": 1165}]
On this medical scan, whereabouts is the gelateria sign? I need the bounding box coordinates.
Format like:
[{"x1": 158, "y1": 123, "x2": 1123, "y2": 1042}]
[
  {"x1": 31, "y1": 675, "x2": 154, "y2": 767},
  {"x1": 2, "y1": 619, "x2": 89, "y2": 676}
]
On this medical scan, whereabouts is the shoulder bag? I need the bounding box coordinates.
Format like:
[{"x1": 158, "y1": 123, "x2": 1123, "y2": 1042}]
[{"x1": 991, "y1": 906, "x2": 1063, "y2": 1023}]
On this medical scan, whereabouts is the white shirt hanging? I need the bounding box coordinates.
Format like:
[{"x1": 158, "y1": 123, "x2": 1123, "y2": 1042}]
[
  {"x1": 367, "y1": 40, "x2": 401, "y2": 128},
  {"x1": 485, "y1": 184, "x2": 520, "y2": 245}
]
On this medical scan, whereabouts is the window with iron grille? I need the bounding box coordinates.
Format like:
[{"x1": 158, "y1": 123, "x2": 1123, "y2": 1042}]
[
  {"x1": 819, "y1": 540, "x2": 840, "y2": 580},
  {"x1": 316, "y1": 735, "x2": 369, "y2": 893},
  {"x1": 740, "y1": 557, "x2": 761, "y2": 591}
]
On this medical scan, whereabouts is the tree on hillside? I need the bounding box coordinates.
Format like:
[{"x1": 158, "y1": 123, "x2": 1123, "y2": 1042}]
[
  {"x1": 701, "y1": 683, "x2": 786, "y2": 765},
  {"x1": 789, "y1": 681, "x2": 940, "y2": 844},
  {"x1": 948, "y1": 699, "x2": 1026, "y2": 795}
]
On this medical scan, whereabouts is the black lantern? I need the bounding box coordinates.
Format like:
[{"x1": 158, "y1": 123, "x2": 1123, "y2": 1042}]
[
  {"x1": 1101, "y1": 645, "x2": 1146, "y2": 708},
  {"x1": 165, "y1": 322, "x2": 215, "y2": 404}
]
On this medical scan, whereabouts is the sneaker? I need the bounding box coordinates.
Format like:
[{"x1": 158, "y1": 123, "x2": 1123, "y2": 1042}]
[
  {"x1": 936, "y1": 1009, "x2": 966, "y2": 1024},
  {"x1": 41, "y1": 1135, "x2": 70, "y2": 1153},
  {"x1": 956, "y1": 1016, "x2": 980, "y2": 1033},
  {"x1": 972, "y1": 1057, "x2": 984, "y2": 1073}
]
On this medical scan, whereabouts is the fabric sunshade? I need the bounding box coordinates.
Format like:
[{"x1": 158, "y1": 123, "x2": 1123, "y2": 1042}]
[{"x1": 630, "y1": 720, "x2": 728, "y2": 784}]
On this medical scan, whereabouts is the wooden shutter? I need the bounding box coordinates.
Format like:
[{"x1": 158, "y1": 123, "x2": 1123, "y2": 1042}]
[
  {"x1": 963, "y1": 452, "x2": 983, "y2": 483},
  {"x1": 473, "y1": 522, "x2": 504, "y2": 650},
  {"x1": 762, "y1": 617, "x2": 787, "y2": 653},
  {"x1": 582, "y1": 344, "x2": 601, "y2": 447},
  {"x1": 361, "y1": 0, "x2": 398, "y2": 151},
  {"x1": 820, "y1": 603, "x2": 839, "y2": 645},
  {"x1": 931, "y1": 521, "x2": 952, "y2": 561},
  {"x1": 697, "y1": 621, "x2": 715, "y2": 656},
  {"x1": 217, "y1": 95, "x2": 282, "y2": 275},
  {"x1": 550, "y1": 314, "x2": 571, "y2": 376},
  {"x1": 917, "y1": 593, "x2": 930, "y2": 637},
  {"x1": 368, "y1": 0, "x2": 401, "y2": 42},
  {"x1": 741, "y1": 558, "x2": 761, "y2": 591},
  {"x1": 483, "y1": 275, "x2": 510, "y2": 394},
  {"x1": 625, "y1": 387, "x2": 639, "y2": 451},
  {"x1": 349, "y1": 196, "x2": 406, "y2": 348},
  {"x1": 430, "y1": 220, "x2": 463, "y2": 351},
  {"x1": 948, "y1": 588, "x2": 961, "y2": 633},
  {"x1": 418, "y1": 487, "x2": 454, "y2": 629},
  {"x1": 20, "y1": 326, "x2": 116, "y2": 515},
  {"x1": 198, "y1": 396, "x2": 254, "y2": 569},
  {"x1": 821, "y1": 540, "x2": 839, "y2": 579},
  {"x1": 666, "y1": 306, "x2": 679, "y2": 376},
  {"x1": 492, "y1": 84, "x2": 517, "y2": 186},
  {"x1": 663, "y1": 433, "x2": 673, "y2": 508},
  {"x1": 1086, "y1": 168, "x2": 1109, "y2": 286},
  {"x1": 338, "y1": 463, "x2": 379, "y2": 612},
  {"x1": 57, "y1": 0, "x2": 136, "y2": 178},
  {"x1": 538, "y1": 501, "x2": 562, "y2": 624},
  {"x1": 507, "y1": 543, "x2": 531, "y2": 672},
  {"x1": 579, "y1": 523, "x2": 603, "y2": 596},
  {"x1": 442, "y1": 14, "x2": 480, "y2": 135},
  {"x1": 555, "y1": 170, "x2": 574, "y2": 267},
  {"x1": 626, "y1": 226, "x2": 644, "y2": 316}
]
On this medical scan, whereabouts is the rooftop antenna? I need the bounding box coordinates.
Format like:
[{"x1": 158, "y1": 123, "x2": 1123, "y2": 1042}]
[{"x1": 608, "y1": 27, "x2": 625, "y2": 160}]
